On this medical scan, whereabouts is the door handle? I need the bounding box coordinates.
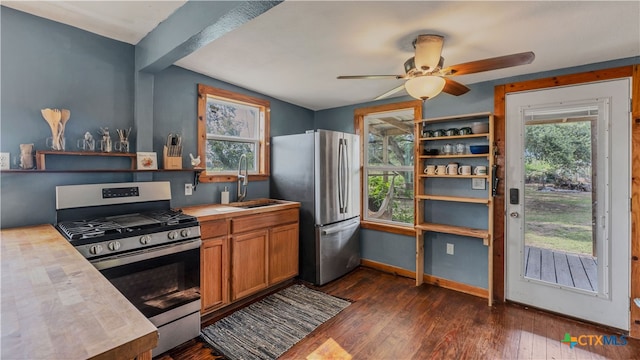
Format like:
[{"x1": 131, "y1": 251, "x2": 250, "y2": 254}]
[
  {"x1": 510, "y1": 211, "x2": 520, "y2": 218},
  {"x1": 321, "y1": 221, "x2": 360, "y2": 235}
]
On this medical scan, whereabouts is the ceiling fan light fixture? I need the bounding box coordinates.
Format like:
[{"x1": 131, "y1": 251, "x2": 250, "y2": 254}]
[
  {"x1": 405, "y1": 76, "x2": 446, "y2": 100},
  {"x1": 414, "y1": 34, "x2": 444, "y2": 71}
]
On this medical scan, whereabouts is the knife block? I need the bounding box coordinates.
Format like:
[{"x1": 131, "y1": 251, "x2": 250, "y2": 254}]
[{"x1": 163, "y1": 146, "x2": 182, "y2": 169}]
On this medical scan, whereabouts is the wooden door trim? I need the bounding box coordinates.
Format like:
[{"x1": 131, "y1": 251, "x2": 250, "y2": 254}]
[
  {"x1": 493, "y1": 66, "x2": 637, "y2": 333},
  {"x1": 353, "y1": 100, "x2": 422, "y2": 236},
  {"x1": 631, "y1": 65, "x2": 640, "y2": 338}
]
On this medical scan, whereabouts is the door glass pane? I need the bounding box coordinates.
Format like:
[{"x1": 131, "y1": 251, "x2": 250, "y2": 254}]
[{"x1": 523, "y1": 113, "x2": 598, "y2": 292}]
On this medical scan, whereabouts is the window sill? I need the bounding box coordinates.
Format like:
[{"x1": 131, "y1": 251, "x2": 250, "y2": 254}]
[
  {"x1": 360, "y1": 220, "x2": 416, "y2": 236},
  {"x1": 198, "y1": 173, "x2": 269, "y2": 183}
]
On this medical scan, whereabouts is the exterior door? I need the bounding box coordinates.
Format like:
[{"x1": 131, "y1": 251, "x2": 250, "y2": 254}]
[{"x1": 505, "y1": 79, "x2": 630, "y2": 330}]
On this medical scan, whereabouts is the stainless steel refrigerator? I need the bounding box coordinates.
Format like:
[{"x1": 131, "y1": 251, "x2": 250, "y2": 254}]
[{"x1": 271, "y1": 129, "x2": 360, "y2": 285}]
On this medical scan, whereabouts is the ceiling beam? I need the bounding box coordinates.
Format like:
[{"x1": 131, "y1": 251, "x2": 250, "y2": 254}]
[{"x1": 135, "y1": 1, "x2": 282, "y2": 73}]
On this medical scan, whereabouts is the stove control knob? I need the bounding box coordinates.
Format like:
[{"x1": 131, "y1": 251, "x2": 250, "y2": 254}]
[
  {"x1": 108, "y1": 241, "x2": 121, "y2": 251},
  {"x1": 180, "y1": 229, "x2": 191, "y2": 238},
  {"x1": 89, "y1": 245, "x2": 103, "y2": 255},
  {"x1": 139, "y1": 235, "x2": 151, "y2": 245},
  {"x1": 168, "y1": 231, "x2": 178, "y2": 240}
]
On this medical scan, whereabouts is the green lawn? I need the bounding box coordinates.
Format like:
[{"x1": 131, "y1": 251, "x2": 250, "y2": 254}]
[{"x1": 524, "y1": 184, "x2": 593, "y2": 255}]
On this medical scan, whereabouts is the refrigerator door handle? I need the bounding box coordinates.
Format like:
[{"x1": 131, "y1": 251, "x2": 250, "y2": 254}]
[
  {"x1": 337, "y1": 139, "x2": 345, "y2": 213},
  {"x1": 321, "y1": 220, "x2": 360, "y2": 235},
  {"x1": 342, "y1": 139, "x2": 349, "y2": 213}
]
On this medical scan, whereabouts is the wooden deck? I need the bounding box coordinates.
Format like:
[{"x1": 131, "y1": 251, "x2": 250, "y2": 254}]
[{"x1": 524, "y1": 246, "x2": 598, "y2": 291}]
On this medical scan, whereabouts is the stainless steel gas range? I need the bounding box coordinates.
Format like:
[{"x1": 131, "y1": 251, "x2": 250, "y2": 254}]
[{"x1": 55, "y1": 181, "x2": 201, "y2": 357}]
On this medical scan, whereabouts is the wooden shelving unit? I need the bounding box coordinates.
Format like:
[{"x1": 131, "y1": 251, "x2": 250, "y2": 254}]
[
  {"x1": 2, "y1": 150, "x2": 204, "y2": 189},
  {"x1": 35, "y1": 150, "x2": 137, "y2": 170},
  {"x1": 415, "y1": 194, "x2": 490, "y2": 204},
  {"x1": 419, "y1": 153, "x2": 489, "y2": 159},
  {"x1": 414, "y1": 112, "x2": 495, "y2": 306}
]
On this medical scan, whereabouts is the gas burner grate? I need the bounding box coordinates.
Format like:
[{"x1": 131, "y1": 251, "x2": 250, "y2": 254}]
[
  {"x1": 145, "y1": 209, "x2": 196, "y2": 226},
  {"x1": 57, "y1": 220, "x2": 123, "y2": 240}
]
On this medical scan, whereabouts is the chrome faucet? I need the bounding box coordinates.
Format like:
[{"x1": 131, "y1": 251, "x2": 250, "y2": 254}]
[{"x1": 237, "y1": 153, "x2": 248, "y2": 202}]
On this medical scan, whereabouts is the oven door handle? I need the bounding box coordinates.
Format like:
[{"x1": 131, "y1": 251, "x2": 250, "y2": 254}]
[{"x1": 91, "y1": 238, "x2": 202, "y2": 271}]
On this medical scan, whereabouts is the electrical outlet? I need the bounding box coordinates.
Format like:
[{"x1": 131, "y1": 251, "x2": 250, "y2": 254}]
[
  {"x1": 472, "y1": 178, "x2": 486, "y2": 190},
  {"x1": 184, "y1": 183, "x2": 193, "y2": 196},
  {"x1": 446, "y1": 243, "x2": 454, "y2": 255}
]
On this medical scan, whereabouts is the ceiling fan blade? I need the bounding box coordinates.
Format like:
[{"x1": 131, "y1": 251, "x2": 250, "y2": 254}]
[
  {"x1": 442, "y1": 78, "x2": 470, "y2": 96},
  {"x1": 337, "y1": 75, "x2": 404, "y2": 80},
  {"x1": 374, "y1": 84, "x2": 406, "y2": 100},
  {"x1": 443, "y1": 51, "x2": 535, "y2": 76},
  {"x1": 414, "y1": 34, "x2": 444, "y2": 72}
]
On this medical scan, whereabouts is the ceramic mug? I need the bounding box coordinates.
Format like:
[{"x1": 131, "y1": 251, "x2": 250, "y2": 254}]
[
  {"x1": 474, "y1": 165, "x2": 487, "y2": 175},
  {"x1": 445, "y1": 128, "x2": 459, "y2": 136},
  {"x1": 459, "y1": 127, "x2": 472, "y2": 135},
  {"x1": 433, "y1": 129, "x2": 446, "y2": 137},
  {"x1": 455, "y1": 143, "x2": 466, "y2": 154},
  {"x1": 458, "y1": 165, "x2": 472, "y2": 175},
  {"x1": 441, "y1": 143, "x2": 454, "y2": 155},
  {"x1": 435, "y1": 164, "x2": 447, "y2": 175},
  {"x1": 446, "y1": 163, "x2": 459, "y2": 175},
  {"x1": 424, "y1": 165, "x2": 436, "y2": 175}
]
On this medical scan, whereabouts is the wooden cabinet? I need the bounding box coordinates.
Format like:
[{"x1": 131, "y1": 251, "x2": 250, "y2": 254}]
[
  {"x1": 188, "y1": 202, "x2": 300, "y2": 315},
  {"x1": 268, "y1": 223, "x2": 299, "y2": 284},
  {"x1": 230, "y1": 208, "x2": 299, "y2": 301},
  {"x1": 200, "y1": 220, "x2": 230, "y2": 313},
  {"x1": 231, "y1": 229, "x2": 269, "y2": 300},
  {"x1": 414, "y1": 112, "x2": 494, "y2": 306}
]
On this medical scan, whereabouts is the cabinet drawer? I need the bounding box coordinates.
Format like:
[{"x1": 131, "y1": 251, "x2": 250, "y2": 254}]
[
  {"x1": 231, "y1": 209, "x2": 299, "y2": 234},
  {"x1": 200, "y1": 220, "x2": 228, "y2": 239}
]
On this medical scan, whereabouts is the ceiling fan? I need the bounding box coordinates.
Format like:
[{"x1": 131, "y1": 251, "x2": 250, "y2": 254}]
[{"x1": 337, "y1": 34, "x2": 535, "y2": 101}]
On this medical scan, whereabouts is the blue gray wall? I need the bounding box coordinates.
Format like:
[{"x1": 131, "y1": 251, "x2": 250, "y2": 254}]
[{"x1": 0, "y1": 7, "x2": 313, "y2": 228}]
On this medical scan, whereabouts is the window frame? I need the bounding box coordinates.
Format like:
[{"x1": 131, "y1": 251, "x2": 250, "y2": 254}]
[
  {"x1": 197, "y1": 84, "x2": 270, "y2": 183},
  {"x1": 354, "y1": 100, "x2": 422, "y2": 236}
]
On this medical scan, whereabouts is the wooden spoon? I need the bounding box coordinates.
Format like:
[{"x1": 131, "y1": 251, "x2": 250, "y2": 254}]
[
  {"x1": 59, "y1": 109, "x2": 71, "y2": 139},
  {"x1": 41, "y1": 108, "x2": 58, "y2": 142}
]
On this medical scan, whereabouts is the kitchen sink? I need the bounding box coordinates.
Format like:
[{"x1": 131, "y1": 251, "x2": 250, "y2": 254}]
[{"x1": 228, "y1": 199, "x2": 282, "y2": 209}]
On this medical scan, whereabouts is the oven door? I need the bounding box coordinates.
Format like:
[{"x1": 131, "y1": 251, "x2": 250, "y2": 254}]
[
  {"x1": 92, "y1": 238, "x2": 202, "y2": 356},
  {"x1": 92, "y1": 238, "x2": 201, "y2": 320}
]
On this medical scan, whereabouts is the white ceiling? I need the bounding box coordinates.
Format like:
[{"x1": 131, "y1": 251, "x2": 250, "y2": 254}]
[{"x1": 3, "y1": 1, "x2": 639, "y2": 111}]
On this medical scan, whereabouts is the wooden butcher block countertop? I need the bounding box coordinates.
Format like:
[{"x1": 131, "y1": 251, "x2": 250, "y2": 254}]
[{"x1": 0, "y1": 224, "x2": 158, "y2": 360}]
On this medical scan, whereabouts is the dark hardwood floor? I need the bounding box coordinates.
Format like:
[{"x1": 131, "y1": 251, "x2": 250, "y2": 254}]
[{"x1": 158, "y1": 267, "x2": 640, "y2": 359}]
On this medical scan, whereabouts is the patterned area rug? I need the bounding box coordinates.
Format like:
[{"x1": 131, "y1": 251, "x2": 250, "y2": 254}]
[{"x1": 200, "y1": 284, "x2": 350, "y2": 360}]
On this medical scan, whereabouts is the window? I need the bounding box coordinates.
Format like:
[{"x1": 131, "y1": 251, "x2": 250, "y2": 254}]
[
  {"x1": 355, "y1": 101, "x2": 421, "y2": 235},
  {"x1": 197, "y1": 84, "x2": 270, "y2": 182}
]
